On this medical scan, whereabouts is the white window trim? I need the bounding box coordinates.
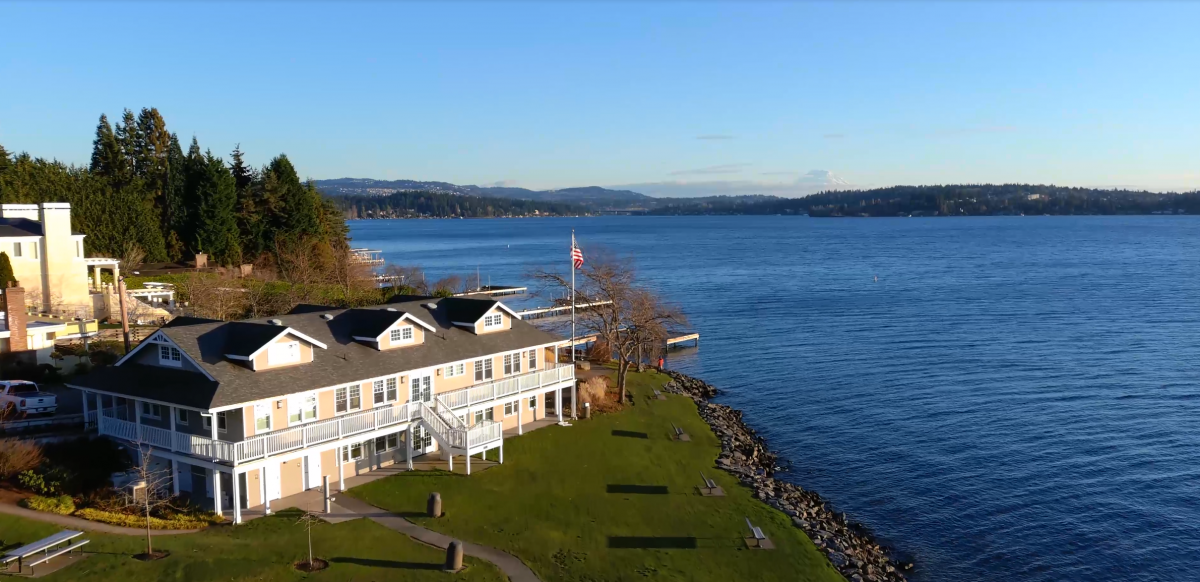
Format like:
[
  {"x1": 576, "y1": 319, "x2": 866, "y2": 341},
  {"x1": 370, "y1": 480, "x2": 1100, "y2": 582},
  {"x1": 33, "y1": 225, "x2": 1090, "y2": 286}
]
[
  {"x1": 159, "y1": 345, "x2": 183, "y2": 368},
  {"x1": 288, "y1": 392, "x2": 318, "y2": 426},
  {"x1": 342, "y1": 442, "x2": 364, "y2": 462},
  {"x1": 202, "y1": 412, "x2": 228, "y2": 433},
  {"x1": 482, "y1": 313, "x2": 503, "y2": 330},
  {"x1": 140, "y1": 402, "x2": 162, "y2": 419},
  {"x1": 335, "y1": 385, "x2": 363, "y2": 415},
  {"x1": 504, "y1": 401, "x2": 516, "y2": 417},
  {"x1": 444, "y1": 362, "x2": 465, "y2": 378},
  {"x1": 267, "y1": 341, "x2": 302, "y2": 366},
  {"x1": 254, "y1": 403, "x2": 272, "y2": 432},
  {"x1": 389, "y1": 325, "x2": 415, "y2": 345},
  {"x1": 176, "y1": 407, "x2": 188, "y2": 425}
]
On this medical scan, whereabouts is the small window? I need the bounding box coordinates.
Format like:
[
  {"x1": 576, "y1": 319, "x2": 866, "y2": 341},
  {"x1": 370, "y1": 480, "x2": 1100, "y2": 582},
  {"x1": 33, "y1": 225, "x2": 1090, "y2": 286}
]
[
  {"x1": 482, "y1": 313, "x2": 503, "y2": 329},
  {"x1": 158, "y1": 344, "x2": 182, "y2": 367},
  {"x1": 342, "y1": 442, "x2": 363, "y2": 462},
  {"x1": 254, "y1": 403, "x2": 271, "y2": 432},
  {"x1": 12, "y1": 243, "x2": 20, "y2": 258},
  {"x1": 444, "y1": 362, "x2": 464, "y2": 378},
  {"x1": 202, "y1": 411, "x2": 226, "y2": 432},
  {"x1": 289, "y1": 393, "x2": 317, "y2": 424},
  {"x1": 474, "y1": 358, "x2": 493, "y2": 382},
  {"x1": 335, "y1": 386, "x2": 361, "y2": 413},
  {"x1": 176, "y1": 408, "x2": 188, "y2": 425},
  {"x1": 267, "y1": 341, "x2": 301, "y2": 365},
  {"x1": 474, "y1": 408, "x2": 494, "y2": 424},
  {"x1": 529, "y1": 395, "x2": 537, "y2": 410},
  {"x1": 375, "y1": 435, "x2": 387, "y2": 452},
  {"x1": 374, "y1": 433, "x2": 399, "y2": 452},
  {"x1": 373, "y1": 379, "x2": 386, "y2": 405},
  {"x1": 504, "y1": 401, "x2": 516, "y2": 417},
  {"x1": 528, "y1": 349, "x2": 537, "y2": 370},
  {"x1": 140, "y1": 402, "x2": 162, "y2": 419}
]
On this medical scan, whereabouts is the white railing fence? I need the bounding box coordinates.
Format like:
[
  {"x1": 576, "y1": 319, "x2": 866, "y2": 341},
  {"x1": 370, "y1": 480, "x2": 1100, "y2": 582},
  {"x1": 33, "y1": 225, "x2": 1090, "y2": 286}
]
[{"x1": 440, "y1": 364, "x2": 575, "y2": 411}]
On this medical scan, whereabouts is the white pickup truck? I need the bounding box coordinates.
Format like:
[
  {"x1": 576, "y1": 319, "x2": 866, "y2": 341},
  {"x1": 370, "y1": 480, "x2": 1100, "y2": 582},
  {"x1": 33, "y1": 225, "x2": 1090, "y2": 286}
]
[{"x1": 0, "y1": 381, "x2": 57, "y2": 417}]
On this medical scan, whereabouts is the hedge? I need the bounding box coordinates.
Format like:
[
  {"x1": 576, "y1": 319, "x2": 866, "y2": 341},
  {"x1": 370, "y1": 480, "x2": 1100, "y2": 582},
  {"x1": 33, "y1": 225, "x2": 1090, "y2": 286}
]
[
  {"x1": 73, "y1": 508, "x2": 222, "y2": 530},
  {"x1": 20, "y1": 495, "x2": 75, "y2": 515}
]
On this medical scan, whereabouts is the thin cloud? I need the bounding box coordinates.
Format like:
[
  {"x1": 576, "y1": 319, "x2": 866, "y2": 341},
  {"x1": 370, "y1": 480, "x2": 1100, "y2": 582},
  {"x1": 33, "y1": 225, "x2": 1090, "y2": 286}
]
[
  {"x1": 669, "y1": 163, "x2": 751, "y2": 176},
  {"x1": 695, "y1": 134, "x2": 735, "y2": 140},
  {"x1": 760, "y1": 171, "x2": 800, "y2": 176},
  {"x1": 823, "y1": 133, "x2": 846, "y2": 139}
]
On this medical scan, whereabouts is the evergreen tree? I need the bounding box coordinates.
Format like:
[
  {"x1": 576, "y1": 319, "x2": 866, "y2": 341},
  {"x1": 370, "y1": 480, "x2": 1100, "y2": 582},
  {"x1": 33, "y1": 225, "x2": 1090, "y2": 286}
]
[
  {"x1": 0, "y1": 252, "x2": 15, "y2": 289},
  {"x1": 0, "y1": 144, "x2": 11, "y2": 176},
  {"x1": 114, "y1": 109, "x2": 141, "y2": 177},
  {"x1": 164, "y1": 133, "x2": 187, "y2": 260},
  {"x1": 268, "y1": 155, "x2": 321, "y2": 242},
  {"x1": 89, "y1": 114, "x2": 125, "y2": 181},
  {"x1": 193, "y1": 151, "x2": 241, "y2": 265},
  {"x1": 229, "y1": 145, "x2": 264, "y2": 260},
  {"x1": 178, "y1": 136, "x2": 206, "y2": 253}
]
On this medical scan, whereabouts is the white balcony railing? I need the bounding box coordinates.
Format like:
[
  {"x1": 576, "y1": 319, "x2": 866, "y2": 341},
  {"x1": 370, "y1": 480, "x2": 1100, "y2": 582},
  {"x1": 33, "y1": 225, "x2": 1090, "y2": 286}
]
[{"x1": 97, "y1": 363, "x2": 572, "y2": 465}]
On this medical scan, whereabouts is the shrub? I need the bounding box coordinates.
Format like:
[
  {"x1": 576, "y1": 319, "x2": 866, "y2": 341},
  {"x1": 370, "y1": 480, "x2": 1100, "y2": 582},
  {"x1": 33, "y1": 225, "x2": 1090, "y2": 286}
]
[
  {"x1": 0, "y1": 438, "x2": 43, "y2": 479},
  {"x1": 20, "y1": 495, "x2": 75, "y2": 515},
  {"x1": 579, "y1": 376, "x2": 608, "y2": 405},
  {"x1": 74, "y1": 507, "x2": 221, "y2": 530},
  {"x1": 42, "y1": 437, "x2": 127, "y2": 494}
]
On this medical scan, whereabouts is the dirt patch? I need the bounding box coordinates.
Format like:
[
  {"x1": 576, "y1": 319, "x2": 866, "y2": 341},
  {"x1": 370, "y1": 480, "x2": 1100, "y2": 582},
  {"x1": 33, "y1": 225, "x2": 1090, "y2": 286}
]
[
  {"x1": 295, "y1": 558, "x2": 329, "y2": 572},
  {"x1": 0, "y1": 484, "x2": 28, "y2": 505},
  {"x1": 133, "y1": 550, "x2": 170, "y2": 561}
]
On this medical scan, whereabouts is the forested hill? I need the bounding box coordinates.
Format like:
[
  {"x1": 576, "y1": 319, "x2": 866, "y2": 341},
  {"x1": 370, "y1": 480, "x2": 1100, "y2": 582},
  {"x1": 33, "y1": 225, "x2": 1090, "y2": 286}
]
[
  {"x1": 315, "y1": 178, "x2": 649, "y2": 209},
  {"x1": 333, "y1": 190, "x2": 588, "y2": 219},
  {"x1": 648, "y1": 184, "x2": 1200, "y2": 217}
]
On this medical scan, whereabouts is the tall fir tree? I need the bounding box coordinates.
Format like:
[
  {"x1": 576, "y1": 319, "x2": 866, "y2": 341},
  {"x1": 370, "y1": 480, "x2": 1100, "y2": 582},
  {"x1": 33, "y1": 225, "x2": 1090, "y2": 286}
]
[
  {"x1": 164, "y1": 133, "x2": 187, "y2": 260},
  {"x1": 113, "y1": 109, "x2": 142, "y2": 177},
  {"x1": 193, "y1": 151, "x2": 242, "y2": 265},
  {"x1": 229, "y1": 145, "x2": 264, "y2": 259},
  {"x1": 179, "y1": 136, "x2": 206, "y2": 254},
  {"x1": 267, "y1": 154, "x2": 321, "y2": 242},
  {"x1": 89, "y1": 114, "x2": 125, "y2": 181}
]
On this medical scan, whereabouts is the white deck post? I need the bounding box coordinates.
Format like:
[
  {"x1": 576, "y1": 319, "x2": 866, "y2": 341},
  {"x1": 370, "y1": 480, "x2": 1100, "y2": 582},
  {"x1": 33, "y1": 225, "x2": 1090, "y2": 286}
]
[
  {"x1": 92, "y1": 265, "x2": 100, "y2": 291},
  {"x1": 168, "y1": 407, "x2": 177, "y2": 451},
  {"x1": 171, "y1": 459, "x2": 179, "y2": 496},
  {"x1": 406, "y1": 425, "x2": 414, "y2": 469},
  {"x1": 517, "y1": 398, "x2": 523, "y2": 435},
  {"x1": 231, "y1": 470, "x2": 242, "y2": 524},
  {"x1": 499, "y1": 442, "x2": 503, "y2": 464},
  {"x1": 259, "y1": 466, "x2": 269, "y2": 515},
  {"x1": 81, "y1": 391, "x2": 89, "y2": 428},
  {"x1": 466, "y1": 451, "x2": 471, "y2": 476},
  {"x1": 134, "y1": 399, "x2": 142, "y2": 439},
  {"x1": 212, "y1": 469, "x2": 223, "y2": 517},
  {"x1": 337, "y1": 449, "x2": 345, "y2": 491},
  {"x1": 447, "y1": 449, "x2": 453, "y2": 472},
  {"x1": 556, "y1": 388, "x2": 562, "y2": 422}
]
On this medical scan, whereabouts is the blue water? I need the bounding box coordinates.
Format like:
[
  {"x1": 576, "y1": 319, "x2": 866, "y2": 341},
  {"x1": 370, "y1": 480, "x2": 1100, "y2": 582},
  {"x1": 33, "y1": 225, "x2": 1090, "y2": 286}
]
[{"x1": 349, "y1": 216, "x2": 1200, "y2": 582}]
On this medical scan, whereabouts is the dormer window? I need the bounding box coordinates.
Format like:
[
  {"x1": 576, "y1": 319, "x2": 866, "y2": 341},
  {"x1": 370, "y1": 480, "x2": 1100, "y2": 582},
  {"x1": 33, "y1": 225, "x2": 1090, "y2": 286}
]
[
  {"x1": 482, "y1": 313, "x2": 503, "y2": 330},
  {"x1": 267, "y1": 341, "x2": 301, "y2": 366},
  {"x1": 390, "y1": 326, "x2": 414, "y2": 344},
  {"x1": 159, "y1": 345, "x2": 182, "y2": 367}
]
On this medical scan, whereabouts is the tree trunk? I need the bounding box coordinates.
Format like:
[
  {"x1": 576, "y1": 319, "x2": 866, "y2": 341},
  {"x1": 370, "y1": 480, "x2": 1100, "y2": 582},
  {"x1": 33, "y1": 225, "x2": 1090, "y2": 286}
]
[{"x1": 145, "y1": 503, "x2": 152, "y2": 556}]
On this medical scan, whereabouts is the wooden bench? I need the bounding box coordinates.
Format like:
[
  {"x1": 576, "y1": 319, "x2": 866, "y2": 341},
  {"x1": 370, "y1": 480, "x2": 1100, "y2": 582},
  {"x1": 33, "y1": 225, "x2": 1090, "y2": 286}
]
[
  {"x1": 745, "y1": 517, "x2": 772, "y2": 549},
  {"x1": 2, "y1": 530, "x2": 84, "y2": 574},
  {"x1": 26, "y1": 540, "x2": 89, "y2": 574},
  {"x1": 700, "y1": 471, "x2": 718, "y2": 492}
]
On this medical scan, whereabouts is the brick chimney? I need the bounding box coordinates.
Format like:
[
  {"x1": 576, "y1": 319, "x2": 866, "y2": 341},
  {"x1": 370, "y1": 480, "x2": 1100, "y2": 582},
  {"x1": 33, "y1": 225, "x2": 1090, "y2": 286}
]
[{"x1": 1, "y1": 282, "x2": 27, "y2": 352}]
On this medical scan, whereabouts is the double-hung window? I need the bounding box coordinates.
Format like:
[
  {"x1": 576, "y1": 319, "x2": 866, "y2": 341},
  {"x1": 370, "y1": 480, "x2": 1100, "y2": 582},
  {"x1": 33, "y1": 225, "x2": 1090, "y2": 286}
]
[
  {"x1": 202, "y1": 411, "x2": 227, "y2": 432},
  {"x1": 482, "y1": 313, "x2": 503, "y2": 330},
  {"x1": 176, "y1": 408, "x2": 188, "y2": 425},
  {"x1": 254, "y1": 403, "x2": 271, "y2": 432},
  {"x1": 473, "y1": 408, "x2": 494, "y2": 424},
  {"x1": 335, "y1": 385, "x2": 361, "y2": 414},
  {"x1": 140, "y1": 402, "x2": 162, "y2": 419},
  {"x1": 30, "y1": 242, "x2": 37, "y2": 259},
  {"x1": 374, "y1": 377, "x2": 400, "y2": 405},
  {"x1": 504, "y1": 353, "x2": 522, "y2": 375},
  {"x1": 444, "y1": 362, "x2": 464, "y2": 378},
  {"x1": 528, "y1": 349, "x2": 537, "y2": 370},
  {"x1": 474, "y1": 358, "x2": 493, "y2": 382},
  {"x1": 385, "y1": 377, "x2": 398, "y2": 401},
  {"x1": 504, "y1": 401, "x2": 516, "y2": 417},
  {"x1": 342, "y1": 442, "x2": 363, "y2": 462},
  {"x1": 289, "y1": 393, "x2": 317, "y2": 424},
  {"x1": 374, "y1": 432, "x2": 399, "y2": 452},
  {"x1": 159, "y1": 345, "x2": 182, "y2": 367},
  {"x1": 373, "y1": 379, "x2": 386, "y2": 405},
  {"x1": 12, "y1": 243, "x2": 20, "y2": 258},
  {"x1": 529, "y1": 395, "x2": 537, "y2": 410}
]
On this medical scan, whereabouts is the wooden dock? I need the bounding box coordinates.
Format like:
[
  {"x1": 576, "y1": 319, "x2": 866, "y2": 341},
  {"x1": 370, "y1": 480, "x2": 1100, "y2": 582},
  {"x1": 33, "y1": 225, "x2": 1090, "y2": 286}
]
[
  {"x1": 561, "y1": 332, "x2": 699, "y2": 349},
  {"x1": 517, "y1": 300, "x2": 613, "y2": 320},
  {"x1": 455, "y1": 286, "x2": 528, "y2": 297}
]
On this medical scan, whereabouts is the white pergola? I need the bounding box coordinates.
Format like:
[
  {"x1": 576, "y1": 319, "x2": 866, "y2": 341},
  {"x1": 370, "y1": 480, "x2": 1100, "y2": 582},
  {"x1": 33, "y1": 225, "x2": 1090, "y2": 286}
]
[{"x1": 84, "y1": 257, "x2": 120, "y2": 291}]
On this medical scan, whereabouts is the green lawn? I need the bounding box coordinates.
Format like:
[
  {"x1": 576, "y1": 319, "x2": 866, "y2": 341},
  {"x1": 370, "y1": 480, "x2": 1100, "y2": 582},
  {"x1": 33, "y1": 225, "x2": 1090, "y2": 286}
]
[
  {"x1": 349, "y1": 370, "x2": 845, "y2": 582},
  {"x1": 0, "y1": 510, "x2": 505, "y2": 581}
]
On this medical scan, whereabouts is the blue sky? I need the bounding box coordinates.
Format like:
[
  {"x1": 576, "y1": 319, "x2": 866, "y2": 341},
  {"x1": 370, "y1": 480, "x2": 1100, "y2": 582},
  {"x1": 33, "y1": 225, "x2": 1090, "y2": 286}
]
[{"x1": 1, "y1": 1, "x2": 1197, "y2": 196}]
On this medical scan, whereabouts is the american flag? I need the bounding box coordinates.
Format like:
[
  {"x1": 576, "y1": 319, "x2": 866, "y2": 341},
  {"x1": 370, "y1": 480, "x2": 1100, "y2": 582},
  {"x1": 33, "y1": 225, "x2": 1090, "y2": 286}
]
[{"x1": 571, "y1": 234, "x2": 584, "y2": 269}]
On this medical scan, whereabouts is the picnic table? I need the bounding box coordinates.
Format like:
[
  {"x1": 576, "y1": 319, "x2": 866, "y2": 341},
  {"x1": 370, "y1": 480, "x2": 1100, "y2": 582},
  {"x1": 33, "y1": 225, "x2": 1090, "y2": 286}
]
[{"x1": 2, "y1": 530, "x2": 88, "y2": 574}]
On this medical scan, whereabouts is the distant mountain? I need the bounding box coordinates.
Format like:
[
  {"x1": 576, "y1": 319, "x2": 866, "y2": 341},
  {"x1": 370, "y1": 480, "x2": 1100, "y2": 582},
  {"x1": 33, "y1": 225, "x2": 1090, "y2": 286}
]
[{"x1": 314, "y1": 178, "x2": 648, "y2": 209}]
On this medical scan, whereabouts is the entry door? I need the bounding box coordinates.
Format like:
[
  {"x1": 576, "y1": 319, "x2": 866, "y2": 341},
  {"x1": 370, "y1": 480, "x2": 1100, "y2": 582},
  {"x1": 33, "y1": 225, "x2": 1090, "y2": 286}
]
[
  {"x1": 411, "y1": 425, "x2": 435, "y2": 456},
  {"x1": 410, "y1": 375, "x2": 432, "y2": 403},
  {"x1": 265, "y1": 463, "x2": 282, "y2": 501},
  {"x1": 305, "y1": 452, "x2": 322, "y2": 489}
]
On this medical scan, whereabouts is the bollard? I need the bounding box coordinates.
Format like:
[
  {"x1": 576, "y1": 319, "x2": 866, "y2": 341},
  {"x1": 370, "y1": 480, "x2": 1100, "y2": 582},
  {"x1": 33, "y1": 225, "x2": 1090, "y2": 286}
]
[
  {"x1": 582, "y1": 402, "x2": 591, "y2": 420},
  {"x1": 323, "y1": 476, "x2": 331, "y2": 513},
  {"x1": 427, "y1": 492, "x2": 442, "y2": 518},
  {"x1": 444, "y1": 540, "x2": 464, "y2": 572}
]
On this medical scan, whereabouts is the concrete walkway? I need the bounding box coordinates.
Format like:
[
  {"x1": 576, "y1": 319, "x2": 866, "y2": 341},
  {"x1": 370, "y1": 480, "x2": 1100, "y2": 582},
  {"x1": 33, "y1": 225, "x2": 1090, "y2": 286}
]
[
  {"x1": 334, "y1": 494, "x2": 541, "y2": 582},
  {"x1": 0, "y1": 501, "x2": 200, "y2": 535}
]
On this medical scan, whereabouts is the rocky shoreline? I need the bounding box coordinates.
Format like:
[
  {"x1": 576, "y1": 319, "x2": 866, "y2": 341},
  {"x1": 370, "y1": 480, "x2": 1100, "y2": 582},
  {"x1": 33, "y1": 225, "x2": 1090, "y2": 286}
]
[{"x1": 662, "y1": 370, "x2": 913, "y2": 582}]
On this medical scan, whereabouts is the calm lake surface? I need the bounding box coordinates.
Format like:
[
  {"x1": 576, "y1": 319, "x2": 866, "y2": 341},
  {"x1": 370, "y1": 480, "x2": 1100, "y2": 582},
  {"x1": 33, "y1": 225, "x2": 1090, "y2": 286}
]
[{"x1": 349, "y1": 216, "x2": 1200, "y2": 582}]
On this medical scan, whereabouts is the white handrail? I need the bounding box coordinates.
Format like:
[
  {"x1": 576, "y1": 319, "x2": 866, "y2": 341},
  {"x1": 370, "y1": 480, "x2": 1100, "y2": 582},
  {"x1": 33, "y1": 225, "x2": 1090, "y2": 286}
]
[{"x1": 438, "y1": 364, "x2": 575, "y2": 411}]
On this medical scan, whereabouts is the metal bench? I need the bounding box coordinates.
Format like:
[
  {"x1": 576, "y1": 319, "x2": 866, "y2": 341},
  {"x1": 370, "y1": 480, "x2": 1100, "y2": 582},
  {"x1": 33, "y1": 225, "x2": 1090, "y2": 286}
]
[
  {"x1": 671, "y1": 423, "x2": 690, "y2": 441},
  {"x1": 2, "y1": 530, "x2": 84, "y2": 574},
  {"x1": 26, "y1": 540, "x2": 89, "y2": 574},
  {"x1": 700, "y1": 471, "x2": 718, "y2": 493},
  {"x1": 745, "y1": 517, "x2": 769, "y2": 548},
  {"x1": 653, "y1": 389, "x2": 666, "y2": 400}
]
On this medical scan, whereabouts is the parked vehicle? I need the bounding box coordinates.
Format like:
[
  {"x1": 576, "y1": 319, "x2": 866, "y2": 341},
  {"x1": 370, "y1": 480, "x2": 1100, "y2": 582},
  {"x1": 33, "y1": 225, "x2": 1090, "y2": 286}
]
[{"x1": 0, "y1": 381, "x2": 57, "y2": 417}]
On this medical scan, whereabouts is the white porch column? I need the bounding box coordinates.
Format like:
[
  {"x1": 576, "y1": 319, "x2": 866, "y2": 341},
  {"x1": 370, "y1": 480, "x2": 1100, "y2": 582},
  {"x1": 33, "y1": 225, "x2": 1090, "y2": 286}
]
[
  {"x1": 406, "y1": 425, "x2": 414, "y2": 470},
  {"x1": 231, "y1": 470, "x2": 242, "y2": 524},
  {"x1": 112, "y1": 264, "x2": 120, "y2": 287},
  {"x1": 92, "y1": 265, "x2": 100, "y2": 291},
  {"x1": 555, "y1": 389, "x2": 562, "y2": 422},
  {"x1": 134, "y1": 399, "x2": 142, "y2": 440},
  {"x1": 447, "y1": 450, "x2": 453, "y2": 472},
  {"x1": 337, "y1": 448, "x2": 345, "y2": 491},
  {"x1": 168, "y1": 407, "x2": 176, "y2": 451},
  {"x1": 171, "y1": 459, "x2": 179, "y2": 496},
  {"x1": 466, "y1": 451, "x2": 471, "y2": 476},
  {"x1": 259, "y1": 466, "x2": 269, "y2": 515},
  {"x1": 517, "y1": 397, "x2": 523, "y2": 436},
  {"x1": 212, "y1": 469, "x2": 223, "y2": 517},
  {"x1": 499, "y1": 442, "x2": 504, "y2": 464},
  {"x1": 81, "y1": 391, "x2": 90, "y2": 429}
]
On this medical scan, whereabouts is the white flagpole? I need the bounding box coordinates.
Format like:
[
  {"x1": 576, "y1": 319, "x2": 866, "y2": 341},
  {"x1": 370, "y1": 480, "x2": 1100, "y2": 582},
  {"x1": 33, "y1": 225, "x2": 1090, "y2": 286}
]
[{"x1": 570, "y1": 231, "x2": 576, "y2": 364}]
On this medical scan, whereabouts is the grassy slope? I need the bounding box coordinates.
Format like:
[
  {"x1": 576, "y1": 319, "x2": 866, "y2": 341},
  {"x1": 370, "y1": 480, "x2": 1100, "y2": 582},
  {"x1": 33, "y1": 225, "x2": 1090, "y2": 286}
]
[
  {"x1": 349, "y1": 370, "x2": 845, "y2": 582},
  {"x1": 0, "y1": 509, "x2": 504, "y2": 582}
]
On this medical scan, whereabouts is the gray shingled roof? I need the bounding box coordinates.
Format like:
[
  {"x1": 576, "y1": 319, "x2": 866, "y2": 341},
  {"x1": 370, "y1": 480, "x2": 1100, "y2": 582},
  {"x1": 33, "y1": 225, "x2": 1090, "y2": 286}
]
[
  {"x1": 0, "y1": 218, "x2": 43, "y2": 238},
  {"x1": 70, "y1": 297, "x2": 561, "y2": 410}
]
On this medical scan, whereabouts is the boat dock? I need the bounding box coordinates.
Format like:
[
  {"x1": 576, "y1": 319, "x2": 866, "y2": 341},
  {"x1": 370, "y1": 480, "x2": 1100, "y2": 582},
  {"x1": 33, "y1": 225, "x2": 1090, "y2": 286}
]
[
  {"x1": 561, "y1": 332, "x2": 700, "y2": 350},
  {"x1": 455, "y1": 286, "x2": 528, "y2": 297},
  {"x1": 516, "y1": 300, "x2": 613, "y2": 320}
]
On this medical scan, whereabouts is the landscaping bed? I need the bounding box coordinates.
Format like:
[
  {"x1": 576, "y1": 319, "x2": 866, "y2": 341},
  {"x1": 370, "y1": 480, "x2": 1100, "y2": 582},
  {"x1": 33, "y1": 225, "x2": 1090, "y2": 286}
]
[{"x1": 349, "y1": 369, "x2": 846, "y2": 582}]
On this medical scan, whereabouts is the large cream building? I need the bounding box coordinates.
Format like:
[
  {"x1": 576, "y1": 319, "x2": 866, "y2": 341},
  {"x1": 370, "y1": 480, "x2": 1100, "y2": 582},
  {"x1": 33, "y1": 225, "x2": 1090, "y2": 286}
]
[{"x1": 0, "y1": 203, "x2": 91, "y2": 315}]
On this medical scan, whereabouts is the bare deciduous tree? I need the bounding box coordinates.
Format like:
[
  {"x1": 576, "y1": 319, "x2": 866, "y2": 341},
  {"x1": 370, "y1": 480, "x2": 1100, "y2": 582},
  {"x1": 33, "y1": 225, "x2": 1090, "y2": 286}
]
[
  {"x1": 125, "y1": 443, "x2": 175, "y2": 559},
  {"x1": 0, "y1": 437, "x2": 43, "y2": 479},
  {"x1": 119, "y1": 241, "x2": 147, "y2": 270},
  {"x1": 329, "y1": 242, "x2": 374, "y2": 298},
  {"x1": 534, "y1": 251, "x2": 686, "y2": 402},
  {"x1": 431, "y1": 275, "x2": 462, "y2": 297},
  {"x1": 178, "y1": 271, "x2": 247, "y2": 321},
  {"x1": 295, "y1": 504, "x2": 324, "y2": 570},
  {"x1": 381, "y1": 265, "x2": 428, "y2": 294}
]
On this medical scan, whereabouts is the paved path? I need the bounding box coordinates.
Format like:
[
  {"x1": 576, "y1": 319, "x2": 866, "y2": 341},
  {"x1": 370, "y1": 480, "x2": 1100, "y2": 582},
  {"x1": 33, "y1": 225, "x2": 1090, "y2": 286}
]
[
  {"x1": 334, "y1": 495, "x2": 541, "y2": 582},
  {"x1": 0, "y1": 501, "x2": 200, "y2": 535}
]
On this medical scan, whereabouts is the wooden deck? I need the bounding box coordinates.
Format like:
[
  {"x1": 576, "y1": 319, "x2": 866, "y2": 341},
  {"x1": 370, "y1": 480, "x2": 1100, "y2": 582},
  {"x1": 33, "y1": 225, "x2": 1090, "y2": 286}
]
[
  {"x1": 561, "y1": 332, "x2": 699, "y2": 349},
  {"x1": 517, "y1": 300, "x2": 613, "y2": 320}
]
